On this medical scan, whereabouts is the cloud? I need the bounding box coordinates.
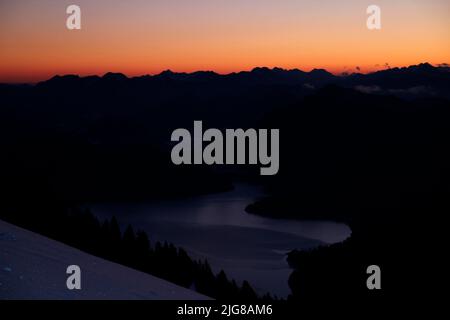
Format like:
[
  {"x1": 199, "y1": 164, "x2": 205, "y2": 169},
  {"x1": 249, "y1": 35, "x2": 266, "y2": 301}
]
[
  {"x1": 388, "y1": 86, "x2": 434, "y2": 96},
  {"x1": 354, "y1": 85, "x2": 381, "y2": 94},
  {"x1": 355, "y1": 85, "x2": 435, "y2": 96},
  {"x1": 303, "y1": 83, "x2": 315, "y2": 90}
]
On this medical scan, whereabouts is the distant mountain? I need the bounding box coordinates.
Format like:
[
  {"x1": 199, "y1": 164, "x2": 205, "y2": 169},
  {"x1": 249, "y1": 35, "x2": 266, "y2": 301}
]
[
  {"x1": 102, "y1": 72, "x2": 128, "y2": 81},
  {"x1": 30, "y1": 63, "x2": 449, "y2": 99},
  {"x1": 0, "y1": 62, "x2": 447, "y2": 148},
  {"x1": 343, "y1": 63, "x2": 450, "y2": 98}
]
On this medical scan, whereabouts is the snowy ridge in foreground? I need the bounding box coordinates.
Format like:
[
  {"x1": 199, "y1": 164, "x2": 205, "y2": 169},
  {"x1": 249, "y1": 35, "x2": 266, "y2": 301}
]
[{"x1": 0, "y1": 219, "x2": 209, "y2": 300}]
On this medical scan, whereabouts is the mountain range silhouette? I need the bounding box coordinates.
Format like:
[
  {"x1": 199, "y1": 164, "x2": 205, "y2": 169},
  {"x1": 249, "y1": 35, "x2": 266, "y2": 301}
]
[
  {"x1": 0, "y1": 61, "x2": 448, "y2": 305},
  {"x1": 21, "y1": 62, "x2": 447, "y2": 99}
]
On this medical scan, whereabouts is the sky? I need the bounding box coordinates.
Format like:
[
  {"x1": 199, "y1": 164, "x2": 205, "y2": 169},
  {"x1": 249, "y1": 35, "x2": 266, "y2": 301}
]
[{"x1": 0, "y1": 0, "x2": 449, "y2": 83}]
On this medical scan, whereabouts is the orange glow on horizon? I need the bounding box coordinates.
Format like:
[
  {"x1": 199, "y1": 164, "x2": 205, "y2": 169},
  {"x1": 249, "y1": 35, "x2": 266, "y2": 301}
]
[{"x1": 1, "y1": 0, "x2": 449, "y2": 83}]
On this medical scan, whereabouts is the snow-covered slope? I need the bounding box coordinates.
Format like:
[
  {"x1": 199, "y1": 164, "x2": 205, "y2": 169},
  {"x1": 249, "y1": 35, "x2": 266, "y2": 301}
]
[{"x1": 0, "y1": 219, "x2": 208, "y2": 300}]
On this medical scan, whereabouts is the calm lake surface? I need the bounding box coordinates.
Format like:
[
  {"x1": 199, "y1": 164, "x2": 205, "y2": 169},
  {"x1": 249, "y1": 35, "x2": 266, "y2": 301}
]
[{"x1": 90, "y1": 183, "x2": 351, "y2": 297}]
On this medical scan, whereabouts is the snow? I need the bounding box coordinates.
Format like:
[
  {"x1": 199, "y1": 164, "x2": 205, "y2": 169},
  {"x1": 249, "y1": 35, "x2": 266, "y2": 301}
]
[{"x1": 0, "y1": 219, "x2": 209, "y2": 300}]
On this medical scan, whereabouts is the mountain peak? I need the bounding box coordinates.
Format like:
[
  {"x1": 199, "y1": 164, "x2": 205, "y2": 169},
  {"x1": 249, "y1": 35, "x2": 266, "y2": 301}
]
[
  {"x1": 48, "y1": 74, "x2": 80, "y2": 81},
  {"x1": 102, "y1": 72, "x2": 127, "y2": 80},
  {"x1": 309, "y1": 68, "x2": 332, "y2": 75},
  {"x1": 158, "y1": 69, "x2": 175, "y2": 76},
  {"x1": 250, "y1": 67, "x2": 272, "y2": 74}
]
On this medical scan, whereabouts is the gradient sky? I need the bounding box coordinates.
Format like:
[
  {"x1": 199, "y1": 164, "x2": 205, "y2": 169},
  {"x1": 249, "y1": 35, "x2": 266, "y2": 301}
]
[{"x1": 1, "y1": 0, "x2": 449, "y2": 82}]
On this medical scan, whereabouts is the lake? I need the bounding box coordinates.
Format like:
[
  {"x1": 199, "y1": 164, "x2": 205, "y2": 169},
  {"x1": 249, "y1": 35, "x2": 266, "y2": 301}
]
[{"x1": 90, "y1": 183, "x2": 351, "y2": 297}]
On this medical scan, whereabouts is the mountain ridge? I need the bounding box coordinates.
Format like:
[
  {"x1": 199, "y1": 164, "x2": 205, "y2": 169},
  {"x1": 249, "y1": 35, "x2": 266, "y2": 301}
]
[{"x1": 23, "y1": 62, "x2": 447, "y2": 100}]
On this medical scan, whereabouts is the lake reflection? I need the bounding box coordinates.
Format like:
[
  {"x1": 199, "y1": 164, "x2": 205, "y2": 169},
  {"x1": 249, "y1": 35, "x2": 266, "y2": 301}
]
[{"x1": 90, "y1": 183, "x2": 351, "y2": 297}]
